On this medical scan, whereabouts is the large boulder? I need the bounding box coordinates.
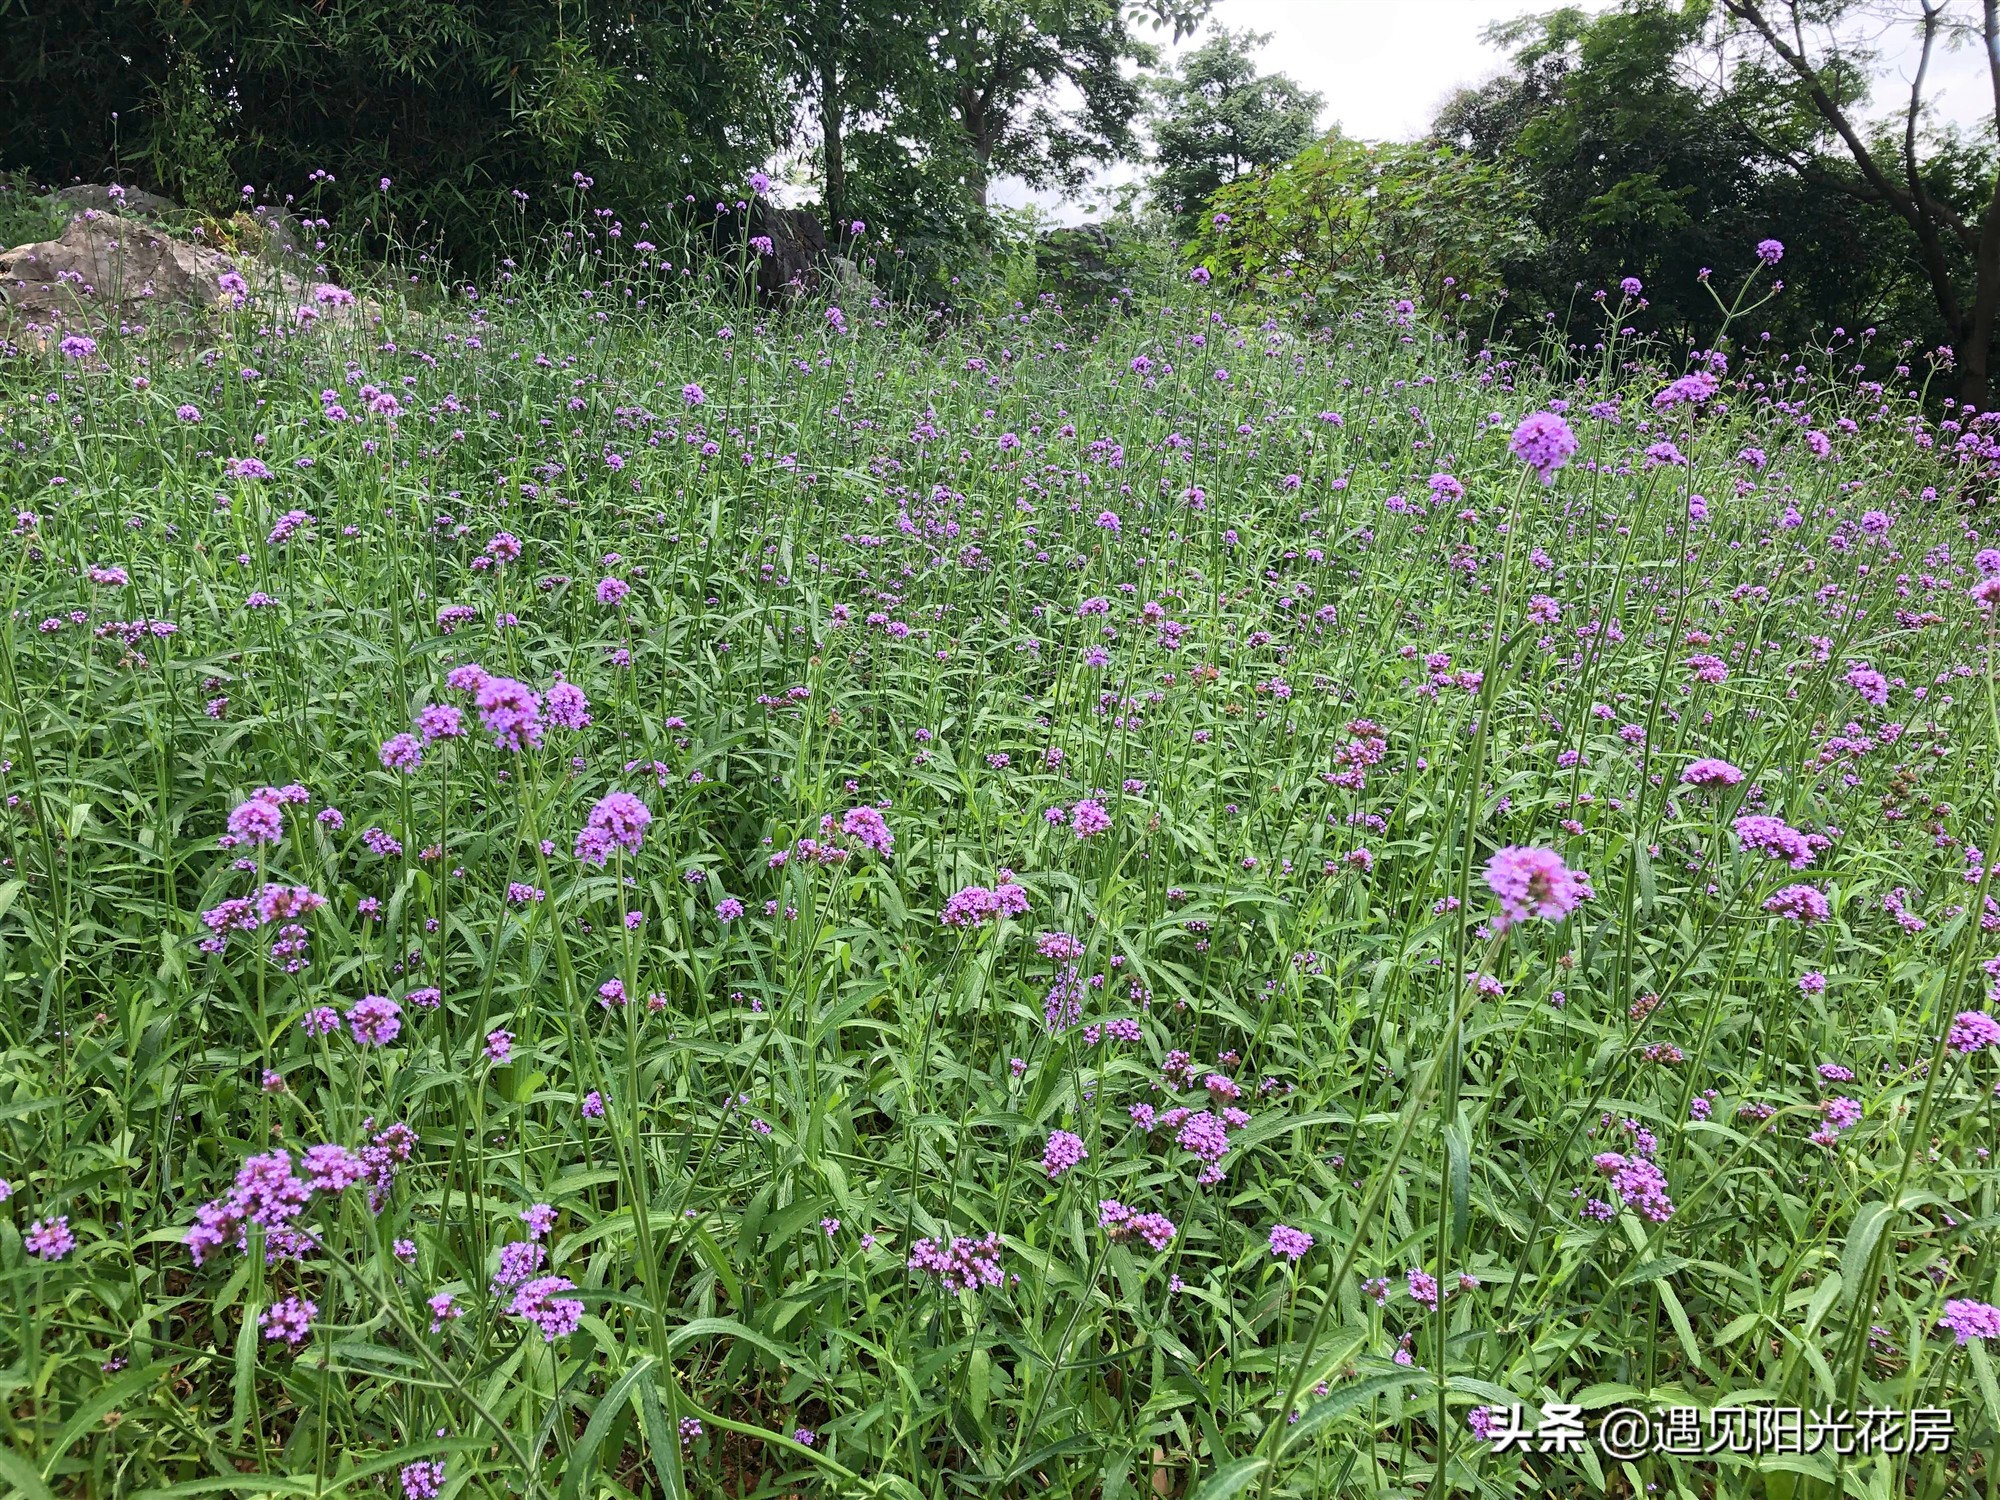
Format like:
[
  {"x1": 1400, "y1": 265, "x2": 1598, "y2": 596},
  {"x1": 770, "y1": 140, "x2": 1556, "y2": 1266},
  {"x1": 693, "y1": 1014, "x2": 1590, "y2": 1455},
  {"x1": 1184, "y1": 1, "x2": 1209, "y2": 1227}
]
[
  {"x1": 53, "y1": 183, "x2": 180, "y2": 219},
  {"x1": 0, "y1": 210, "x2": 368, "y2": 341},
  {"x1": 745, "y1": 201, "x2": 828, "y2": 301}
]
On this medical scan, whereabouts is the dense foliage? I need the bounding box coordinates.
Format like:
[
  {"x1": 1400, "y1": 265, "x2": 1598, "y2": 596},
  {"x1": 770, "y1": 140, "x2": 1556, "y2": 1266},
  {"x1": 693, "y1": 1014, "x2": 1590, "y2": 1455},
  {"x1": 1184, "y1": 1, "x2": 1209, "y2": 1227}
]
[
  {"x1": 0, "y1": 0, "x2": 787, "y2": 258},
  {"x1": 1186, "y1": 138, "x2": 1541, "y2": 319},
  {"x1": 1144, "y1": 28, "x2": 1322, "y2": 243},
  {"x1": 14, "y1": 0, "x2": 2000, "y2": 376},
  {"x1": 0, "y1": 0, "x2": 1204, "y2": 288},
  {"x1": 0, "y1": 222, "x2": 1997, "y2": 1498},
  {"x1": 1431, "y1": 0, "x2": 2000, "y2": 403}
]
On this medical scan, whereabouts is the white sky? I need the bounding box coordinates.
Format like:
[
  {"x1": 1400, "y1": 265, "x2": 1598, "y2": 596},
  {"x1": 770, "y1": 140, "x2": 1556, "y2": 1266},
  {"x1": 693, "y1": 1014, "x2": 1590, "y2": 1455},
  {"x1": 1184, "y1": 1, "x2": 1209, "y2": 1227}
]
[{"x1": 992, "y1": 0, "x2": 2000, "y2": 222}]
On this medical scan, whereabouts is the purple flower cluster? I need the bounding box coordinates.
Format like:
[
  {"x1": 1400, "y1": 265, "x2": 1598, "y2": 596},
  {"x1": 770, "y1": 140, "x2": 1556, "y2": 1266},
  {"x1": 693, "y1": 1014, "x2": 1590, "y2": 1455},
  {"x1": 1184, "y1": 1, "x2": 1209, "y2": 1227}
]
[
  {"x1": 1681, "y1": 758, "x2": 1744, "y2": 788},
  {"x1": 907, "y1": 1232, "x2": 1004, "y2": 1292},
  {"x1": 1508, "y1": 411, "x2": 1579, "y2": 483},
  {"x1": 1484, "y1": 846, "x2": 1592, "y2": 930},
  {"x1": 260, "y1": 1295, "x2": 317, "y2": 1346},
  {"x1": 841, "y1": 805, "x2": 894, "y2": 856},
  {"x1": 1042, "y1": 1130, "x2": 1087, "y2": 1179},
  {"x1": 575, "y1": 790, "x2": 652, "y2": 865},
  {"x1": 1763, "y1": 884, "x2": 1831, "y2": 923},
  {"x1": 1268, "y1": 1224, "x2": 1314, "y2": 1261},
  {"x1": 509, "y1": 1275, "x2": 584, "y2": 1341},
  {"x1": 1940, "y1": 1300, "x2": 2000, "y2": 1344},
  {"x1": 1733, "y1": 815, "x2": 1818, "y2": 869},
  {"x1": 1948, "y1": 1010, "x2": 2000, "y2": 1053},
  {"x1": 939, "y1": 880, "x2": 1031, "y2": 928},
  {"x1": 25, "y1": 1215, "x2": 75, "y2": 1260},
  {"x1": 187, "y1": 1126, "x2": 414, "y2": 1264},
  {"x1": 1098, "y1": 1200, "x2": 1177, "y2": 1250},
  {"x1": 1592, "y1": 1152, "x2": 1675, "y2": 1222}
]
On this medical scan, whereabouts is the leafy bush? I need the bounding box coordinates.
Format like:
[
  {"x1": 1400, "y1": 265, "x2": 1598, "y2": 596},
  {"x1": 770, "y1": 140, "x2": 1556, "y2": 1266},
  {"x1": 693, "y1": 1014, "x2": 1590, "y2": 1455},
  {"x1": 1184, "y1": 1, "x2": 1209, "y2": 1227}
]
[
  {"x1": 1189, "y1": 135, "x2": 1542, "y2": 318},
  {"x1": 0, "y1": 170, "x2": 63, "y2": 247}
]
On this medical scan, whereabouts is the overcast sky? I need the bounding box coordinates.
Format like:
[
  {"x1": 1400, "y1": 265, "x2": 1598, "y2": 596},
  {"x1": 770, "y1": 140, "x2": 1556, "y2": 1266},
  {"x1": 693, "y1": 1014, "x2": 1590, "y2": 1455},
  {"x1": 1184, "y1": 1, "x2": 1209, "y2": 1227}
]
[{"x1": 992, "y1": 0, "x2": 1999, "y2": 222}]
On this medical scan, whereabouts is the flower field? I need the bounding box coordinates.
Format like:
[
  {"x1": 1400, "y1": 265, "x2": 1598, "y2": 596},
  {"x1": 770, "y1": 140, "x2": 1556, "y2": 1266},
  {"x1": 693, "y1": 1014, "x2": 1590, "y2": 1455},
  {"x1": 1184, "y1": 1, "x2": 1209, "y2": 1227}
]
[{"x1": 0, "y1": 240, "x2": 1996, "y2": 1499}]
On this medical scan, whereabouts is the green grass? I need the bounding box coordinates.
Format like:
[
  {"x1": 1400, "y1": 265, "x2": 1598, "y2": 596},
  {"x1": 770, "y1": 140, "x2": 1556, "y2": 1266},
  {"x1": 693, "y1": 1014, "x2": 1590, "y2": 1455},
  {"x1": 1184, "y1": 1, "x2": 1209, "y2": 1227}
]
[{"x1": 0, "y1": 233, "x2": 1994, "y2": 1500}]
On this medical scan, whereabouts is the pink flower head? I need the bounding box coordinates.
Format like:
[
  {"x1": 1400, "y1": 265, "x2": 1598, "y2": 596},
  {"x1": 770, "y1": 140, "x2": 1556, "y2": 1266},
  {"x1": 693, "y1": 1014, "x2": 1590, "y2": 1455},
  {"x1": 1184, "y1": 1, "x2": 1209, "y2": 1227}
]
[
  {"x1": 1948, "y1": 1010, "x2": 2000, "y2": 1054},
  {"x1": 1940, "y1": 1299, "x2": 2000, "y2": 1344},
  {"x1": 379, "y1": 733, "x2": 424, "y2": 773},
  {"x1": 474, "y1": 676, "x2": 543, "y2": 751},
  {"x1": 574, "y1": 790, "x2": 651, "y2": 865},
  {"x1": 227, "y1": 796, "x2": 285, "y2": 845},
  {"x1": 1763, "y1": 884, "x2": 1831, "y2": 923},
  {"x1": 1043, "y1": 1130, "x2": 1087, "y2": 1179},
  {"x1": 416, "y1": 703, "x2": 464, "y2": 741},
  {"x1": 1098, "y1": 1200, "x2": 1177, "y2": 1251},
  {"x1": 347, "y1": 994, "x2": 402, "y2": 1046},
  {"x1": 1268, "y1": 1224, "x2": 1314, "y2": 1261},
  {"x1": 841, "y1": 805, "x2": 894, "y2": 857},
  {"x1": 1484, "y1": 846, "x2": 1591, "y2": 930},
  {"x1": 545, "y1": 679, "x2": 591, "y2": 730},
  {"x1": 1680, "y1": 758, "x2": 1743, "y2": 788},
  {"x1": 1070, "y1": 798, "x2": 1112, "y2": 837},
  {"x1": 509, "y1": 1275, "x2": 584, "y2": 1341},
  {"x1": 907, "y1": 1232, "x2": 1004, "y2": 1292},
  {"x1": 939, "y1": 881, "x2": 1031, "y2": 928},
  {"x1": 25, "y1": 1215, "x2": 75, "y2": 1260},
  {"x1": 261, "y1": 1295, "x2": 316, "y2": 1346},
  {"x1": 1734, "y1": 815, "x2": 1816, "y2": 869},
  {"x1": 1508, "y1": 411, "x2": 1578, "y2": 483}
]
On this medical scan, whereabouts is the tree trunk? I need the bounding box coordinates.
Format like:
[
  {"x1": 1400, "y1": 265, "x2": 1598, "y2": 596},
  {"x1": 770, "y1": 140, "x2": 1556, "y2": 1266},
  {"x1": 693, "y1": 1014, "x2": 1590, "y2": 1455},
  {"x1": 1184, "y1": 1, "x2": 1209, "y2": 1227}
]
[
  {"x1": 820, "y1": 54, "x2": 846, "y2": 229},
  {"x1": 1960, "y1": 304, "x2": 1995, "y2": 410},
  {"x1": 957, "y1": 83, "x2": 992, "y2": 214},
  {"x1": 1965, "y1": 0, "x2": 2000, "y2": 408}
]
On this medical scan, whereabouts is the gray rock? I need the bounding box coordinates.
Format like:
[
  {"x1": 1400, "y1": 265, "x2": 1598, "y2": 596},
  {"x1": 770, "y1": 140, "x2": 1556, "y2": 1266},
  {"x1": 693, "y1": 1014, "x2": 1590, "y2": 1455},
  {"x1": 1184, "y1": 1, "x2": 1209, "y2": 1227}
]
[
  {"x1": 54, "y1": 184, "x2": 181, "y2": 220},
  {"x1": 0, "y1": 211, "x2": 371, "y2": 339},
  {"x1": 827, "y1": 254, "x2": 882, "y2": 303},
  {"x1": 247, "y1": 204, "x2": 308, "y2": 265},
  {"x1": 743, "y1": 200, "x2": 828, "y2": 301}
]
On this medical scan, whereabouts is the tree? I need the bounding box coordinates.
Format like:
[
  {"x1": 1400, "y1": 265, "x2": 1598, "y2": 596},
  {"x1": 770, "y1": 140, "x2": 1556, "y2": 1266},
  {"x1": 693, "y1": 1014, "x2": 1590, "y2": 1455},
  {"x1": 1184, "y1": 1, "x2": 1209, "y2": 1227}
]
[
  {"x1": 1147, "y1": 27, "x2": 1322, "y2": 239},
  {"x1": 939, "y1": 0, "x2": 1210, "y2": 213},
  {"x1": 1190, "y1": 134, "x2": 1542, "y2": 318},
  {"x1": 1713, "y1": 0, "x2": 2000, "y2": 402},
  {"x1": 1432, "y1": 2, "x2": 1930, "y2": 357},
  {"x1": 779, "y1": 0, "x2": 957, "y2": 232},
  {"x1": 0, "y1": 0, "x2": 790, "y2": 266}
]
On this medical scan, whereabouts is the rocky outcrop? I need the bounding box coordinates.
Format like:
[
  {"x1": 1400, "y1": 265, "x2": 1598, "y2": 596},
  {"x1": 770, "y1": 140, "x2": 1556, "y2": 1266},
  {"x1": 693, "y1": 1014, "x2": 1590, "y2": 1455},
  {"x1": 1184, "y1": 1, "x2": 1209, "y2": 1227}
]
[
  {"x1": 53, "y1": 183, "x2": 180, "y2": 220},
  {"x1": 744, "y1": 201, "x2": 828, "y2": 301},
  {"x1": 0, "y1": 210, "x2": 368, "y2": 341}
]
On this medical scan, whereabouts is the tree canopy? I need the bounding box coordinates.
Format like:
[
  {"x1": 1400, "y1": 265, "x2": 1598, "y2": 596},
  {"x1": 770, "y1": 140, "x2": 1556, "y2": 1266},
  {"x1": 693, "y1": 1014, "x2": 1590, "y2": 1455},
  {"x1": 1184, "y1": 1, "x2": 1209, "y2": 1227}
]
[{"x1": 8, "y1": 0, "x2": 2000, "y2": 382}]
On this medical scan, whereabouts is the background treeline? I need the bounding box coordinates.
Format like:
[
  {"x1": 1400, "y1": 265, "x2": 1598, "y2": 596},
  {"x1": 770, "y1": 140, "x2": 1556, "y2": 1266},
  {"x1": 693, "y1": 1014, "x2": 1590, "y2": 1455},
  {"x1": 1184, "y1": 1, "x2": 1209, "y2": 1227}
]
[{"x1": 6, "y1": 0, "x2": 2000, "y2": 398}]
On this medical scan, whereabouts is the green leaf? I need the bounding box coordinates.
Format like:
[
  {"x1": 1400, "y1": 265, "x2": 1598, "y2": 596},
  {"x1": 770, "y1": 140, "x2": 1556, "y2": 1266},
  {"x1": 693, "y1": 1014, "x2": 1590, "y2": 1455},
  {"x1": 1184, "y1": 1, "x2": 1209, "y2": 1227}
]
[
  {"x1": 636, "y1": 1370, "x2": 683, "y2": 1500},
  {"x1": 0, "y1": 1443, "x2": 58, "y2": 1500},
  {"x1": 667, "y1": 1316, "x2": 809, "y2": 1376},
  {"x1": 1837, "y1": 1201, "x2": 1893, "y2": 1309},
  {"x1": 230, "y1": 1305, "x2": 259, "y2": 1442},
  {"x1": 1185, "y1": 1456, "x2": 1268, "y2": 1500},
  {"x1": 1445, "y1": 1119, "x2": 1470, "y2": 1252},
  {"x1": 38, "y1": 1362, "x2": 162, "y2": 1474},
  {"x1": 560, "y1": 1355, "x2": 657, "y2": 1500},
  {"x1": 1656, "y1": 1280, "x2": 1706, "y2": 1375},
  {"x1": 1281, "y1": 1372, "x2": 1428, "y2": 1453},
  {"x1": 1970, "y1": 1341, "x2": 2000, "y2": 1435}
]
